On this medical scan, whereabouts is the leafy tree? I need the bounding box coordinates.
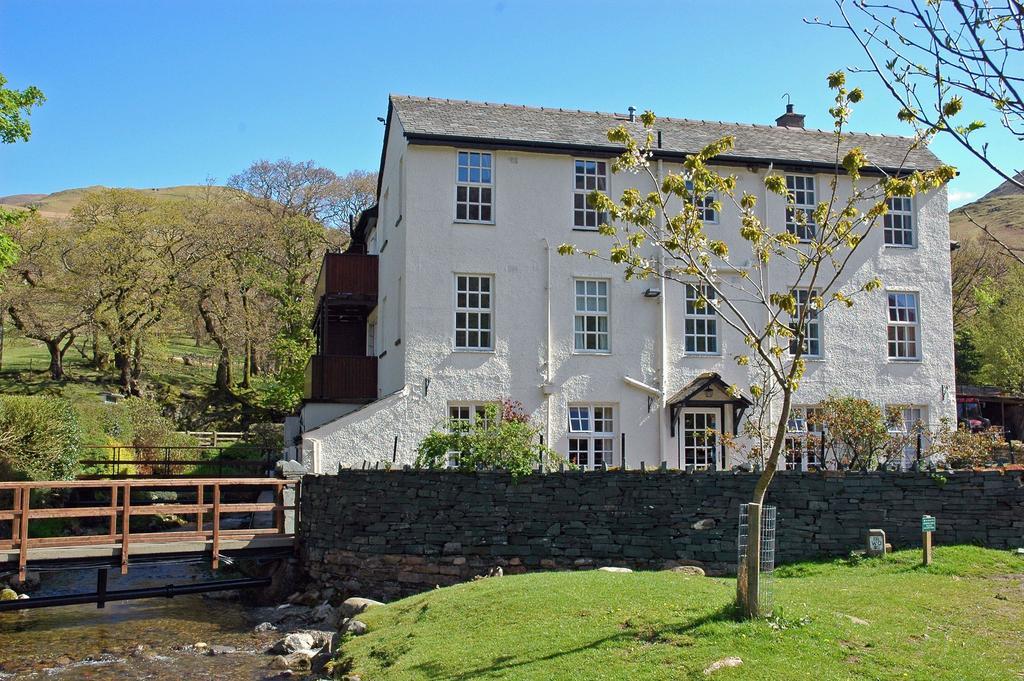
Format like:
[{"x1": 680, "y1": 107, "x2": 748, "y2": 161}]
[
  {"x1": 969, "y1": 266, "x2": 1024, "y2": 392},
  {"x1": 821, "y1": 0, "x2": 1024, "y2": 264},
  {"x1": 0, "y1": 395, "x2": 82, "y2": 481},
  {"x1": 0, "y1": 71, "x2": 45, "y2": 144},
  {"x1": 416, "y1": 400, "x2": 560, "y2": 477},
  {"x1": 3, "y1": 214, "x2": 96, "y2": 379}
]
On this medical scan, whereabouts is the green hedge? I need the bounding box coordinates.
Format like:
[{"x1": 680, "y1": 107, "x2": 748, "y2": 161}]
[{"x1": 0, "y1": 395, "x2": 83, "y2": 480}]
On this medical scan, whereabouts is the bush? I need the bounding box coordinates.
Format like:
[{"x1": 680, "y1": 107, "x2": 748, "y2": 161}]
[
  {"x1": 102, "y1": 398, "x2": 190, "y2": 449},
  {"x1": 0, "y1": 395, "x2": 83, "y2": 480},
  {"x1": 816, "y1": 395, "x2": 912, "y2": 470},
  {"x1": 416, "y1": 400, "x2": 563, "y2": 477},
  {"x1": 926, "y1": 418, "x2": 1002, "y2": 469}
]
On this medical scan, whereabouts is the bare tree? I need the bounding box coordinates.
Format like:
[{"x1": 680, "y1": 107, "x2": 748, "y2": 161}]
[
  {"x1": 813, "y1": 0, "x2": 1023, "y2": 260},
  {"x1": 228, "y1": 159, "x2": 377, "y2": 230}
]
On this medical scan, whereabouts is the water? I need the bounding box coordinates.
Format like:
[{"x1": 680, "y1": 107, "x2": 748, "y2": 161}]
[{"x1": 0, "y1": 563, "x2": 296, "y2": 680}]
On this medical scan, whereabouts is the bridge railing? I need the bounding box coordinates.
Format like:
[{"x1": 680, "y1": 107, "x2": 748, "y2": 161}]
[
  {"x1": 0, "y1": 478, "x2": 299, "y2": 582},
  {"x1": 78, "y1": 445, "x2": 277, "y2": 479}
]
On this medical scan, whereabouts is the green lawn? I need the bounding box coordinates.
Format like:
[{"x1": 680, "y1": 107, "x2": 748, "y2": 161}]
[{"x1": 333, "y1": 547, "x2": 1024, "y2": 680}]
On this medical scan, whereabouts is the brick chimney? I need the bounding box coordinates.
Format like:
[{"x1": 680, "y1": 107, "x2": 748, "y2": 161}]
[{"x1": 775, "y1": 103, "x2": 805, "y2": 129}]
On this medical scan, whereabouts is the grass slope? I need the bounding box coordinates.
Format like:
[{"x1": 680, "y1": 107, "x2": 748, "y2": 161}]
[
  {"x1": 0, "y1": 184, "x2": 231, "y2": 218},
  {"x1": 335, "y1": 547, "x2": 1024, "y2": 680}
]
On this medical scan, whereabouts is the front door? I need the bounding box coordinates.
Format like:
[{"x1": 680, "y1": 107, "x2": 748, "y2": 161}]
[{"x1": 678, "y1": 409, "x2": 720, "y2": 470}]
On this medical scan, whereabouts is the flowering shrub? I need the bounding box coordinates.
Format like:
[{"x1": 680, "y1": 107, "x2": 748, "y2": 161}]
[
  {"x1": 415, "y1": 399, "x2": 563, "y2": 477},
  {"x1": 925, "y1": 418, "x2": 1002, "y2": 469}
]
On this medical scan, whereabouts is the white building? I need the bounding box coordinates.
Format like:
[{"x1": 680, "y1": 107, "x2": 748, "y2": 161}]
[{"x1": 287, "y1": 96, "x2": 955, "y2": 474}]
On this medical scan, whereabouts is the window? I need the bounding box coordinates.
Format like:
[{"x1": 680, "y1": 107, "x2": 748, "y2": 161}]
[
  {"x1": 454, "y1": 275, "x2": 493, "y2": 351},
  {"x1": 366, "y1": 320, "x2": 376, "y2": 357},
  {"x1": 680, "y1": 410, "x2": 718, "y2": 470},
  {"x1": 686, "y1": 180, "x2": 718, "y2": 223},
  {"x1": 684, "y1": 283, "x2": 718, "y2": 354},
  {"x1": 886, "y1": 291, "x2": 920, "y2": 359},
  {"x1": 573, "y1": 160, "x2": 608, "y2": 229},
  {"x1": 789, "y1": 289, "x2": 821, "y2": 358},
  {"x1": 785, "y1": 407, "x2": 823, "y2": 471},
  {"x1": 574, "y1": 279, "x2": 609, "y2": 352},
  {"x1": 446, "y1": 402, "x2": 496, "y2": 468},
  {"x1": 884, "y1": 197, "x2": 914, "y2": 246},
  {"x1": 785, "y1": 174, "x2": 816, "y2": 241},
  {"x1": 895, "y1": 406, "x2": 925, "y2": 470},
  {"x1": 456, "y1": 151, "x2": 493, "y2": 222},
  {"x1": 568, "y1": 405, "x2": 615, "y2": 469}
]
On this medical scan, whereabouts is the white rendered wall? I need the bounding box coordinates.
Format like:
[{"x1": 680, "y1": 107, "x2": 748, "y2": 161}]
[{"x1": 307, "y1": 129, "x2": 955, "y2": 472}]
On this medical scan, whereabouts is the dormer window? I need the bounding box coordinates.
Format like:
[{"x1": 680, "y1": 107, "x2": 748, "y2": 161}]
[{"x1": 455, "y1": 151, "x2": 493, "y2": 223}]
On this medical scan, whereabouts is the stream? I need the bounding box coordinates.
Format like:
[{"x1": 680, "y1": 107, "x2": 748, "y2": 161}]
[{"x1": 0, "y1": 562, "x2": 305, "y2": 679}]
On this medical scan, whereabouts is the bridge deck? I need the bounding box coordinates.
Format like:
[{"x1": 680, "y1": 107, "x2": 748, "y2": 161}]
[{"x1": 0, "y1": 534, "x2": 295, "y2": 566}]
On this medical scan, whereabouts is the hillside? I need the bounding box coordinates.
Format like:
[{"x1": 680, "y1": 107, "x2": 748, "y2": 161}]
[
  {"x1": 0, "y1": 185, "x2": 232, "y2": 218},
  {"x1": 950, "y1": 174, "x2": 1024, "y2": 246}
]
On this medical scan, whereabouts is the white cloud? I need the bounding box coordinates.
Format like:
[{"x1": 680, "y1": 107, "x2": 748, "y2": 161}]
[{"x1": 948, "y1": 190, "x2": 978, "y2": 206}]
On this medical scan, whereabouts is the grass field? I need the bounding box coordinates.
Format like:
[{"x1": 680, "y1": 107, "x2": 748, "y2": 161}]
[
  {"x1": 334, "y1": 546, "x2": 1024, "y2": 680},
  {"x1": 0, "y1": 331, "x2": 251, "y2": 438}
]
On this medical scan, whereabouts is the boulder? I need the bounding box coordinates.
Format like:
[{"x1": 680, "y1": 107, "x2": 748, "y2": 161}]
[
  {"x1": 338, "y1": 597, "x2": 384, "y2": 619},
  {"x1": 207, "y1": 645, "x2": 237, "y2": 656},
  {"x1": 254, "y1": 621, "x2": 277, "y2": 633},
  {"x1": 310, "y1": 602, "x2": 335, "y2": 623},
  {"x1": 597, "y1": 567, "x2": 632, "y2": 573},
  {"x1": 668, "y1": 566, "x2": 706, "y2": 576},
  {"x1": 691, "y1": 519, "x2": 716, "y2": 531},
  {"x1": 276, "y1": 650, "x2": 314, "y2": 672},
  {"x1": 270, "y1": 632, "x2": 316, "y2": 655},
  {"x1": 704, "y1": 657, "x2": 743, "y2": 675},
  {"x1": 345, "y1": 620, "x2": 368, "y2": 636},
  {"x1": 0, "y1": 588, "x2": 18, "y2": 601}
]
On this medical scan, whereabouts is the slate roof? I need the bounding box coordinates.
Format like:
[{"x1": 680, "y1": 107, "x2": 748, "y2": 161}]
[{"x1": 390, "y1": 95, "x2": 942, "y2": 172}]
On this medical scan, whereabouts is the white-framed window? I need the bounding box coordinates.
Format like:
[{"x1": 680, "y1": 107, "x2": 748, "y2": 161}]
[
  {"x1": 785, "y1": 174, "x2": 816, "y2": 241},
  {"x1": 455, "y1": 151, "x2": 493, "y2": 223},
  {"x1": 785, "y1": 406, "x2": 823, "y2": 471},
  {"x1": 568, "y1": 404, "x2": 615, "y2": 469},
  {"x1": 685, "y1": 180, "x2": 718, "y2": 223},
  {"x1": 573, "y1": 159, "x2": 608, "y2": 229},
  {"x1": 454, "y1": 274, "x2": 493, "y2": 351},
  {"x1": 366, "y1": 320, "x2": 376, "y2": 357},
  {"x1": 574, "y1": 279, "x2": 609, "y2": 353},
  {"x1": 789, "y1": 288, "x2": 821, "y2": 358},
  {"x1": 446, "y1": 402, "x2": 496, "y2": 468},
  {"x1": 886, "y1": 291, "x2": 920, "y2": 360},
  {"x1": 884, "y1": 196, "x2": 915, "y2": 247},
  {"x1": 684, "y1": 283, "x2": 718, "y2": 354},
  {"x1": 893, "y1": 405, "x2": 925, "y2": 470}
]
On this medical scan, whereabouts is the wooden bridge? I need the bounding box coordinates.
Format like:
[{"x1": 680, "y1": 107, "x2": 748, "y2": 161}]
[{"x1": 0, "y1": 478, "x2": 298, "y2": 584}]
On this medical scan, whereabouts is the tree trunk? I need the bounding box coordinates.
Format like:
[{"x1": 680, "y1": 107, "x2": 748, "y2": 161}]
[
  {"x1": 92, "y1": 331, "x2": 109, "y2": 370},
  {"x1": 241, "y1": 339, "x2": 252, "y2": 389},
  {"x1": 0, "y1": 308, "x2": 6, "y2": 372},
  {"x1": 215, "y1": 345, "x2": 232, "y2": 391},
  {"x1": 114, "y1": 348, "x2": 132, "y2": 395},
  {"x1": 45, "y1": 339, "x2": 64, "y2": 381}
]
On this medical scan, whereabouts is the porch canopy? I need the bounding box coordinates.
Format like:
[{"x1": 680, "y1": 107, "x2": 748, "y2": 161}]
[{"x1": 667, "y1": 372, "x2": 752, "y2": 437}]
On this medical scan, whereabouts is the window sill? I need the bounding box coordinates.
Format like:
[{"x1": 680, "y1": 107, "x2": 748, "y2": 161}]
[
  {"x1": 572, "y1": 227, "x2": 601, "y2": 232},
  {"x1": 454, "y1": 220, "x2": 495, "y2": 226},
  {"x1": 887, "y1": 357, "x2": 923, "y2": 364},
  {"x1": 883, "y1": 244, "x2": 917, "y2": 250},
  {"x1": 453, "y1": 348, "x2": 495, "y2": 354},
  {"x1": 685, "y1": 352, "x2": 721, "y2": 357},
  {"x1": 572, "y1": 350, "x2": 612, "y2": 356}
]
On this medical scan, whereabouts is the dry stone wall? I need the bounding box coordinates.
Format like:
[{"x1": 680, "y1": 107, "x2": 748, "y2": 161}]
[{"x1": 299, "y1": 469, "x2": 1024, "y2": 601}]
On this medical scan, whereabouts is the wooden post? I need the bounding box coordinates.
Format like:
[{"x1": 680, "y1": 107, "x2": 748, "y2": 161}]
[
  {"x1": 922, "y1": 530, "x2": 933, "y2": 566},
  {"x1": 211, "y1": 483, "x2": 221, "y2": 570},
  {"x1": 197, "y1": 483, "x2": 204, "y2": 534},
  {"x1": 120, "y1": 482, "x2": 131, "y2": 575},
  {"x1": 108, "y1": 483, "x2": 117, "y2": 540},
  {"x1": 743, "y1": 503, "x2": 762, "y2": 619},
  {"x1": 11, "y1": 487, "x2": 21, "y2": 545},
  {"x1": 17, "y1": 486, "x2": 29, "y2": 583},
  {"x1": 274, "y1": 482, "x2": 285, "y2": 534}
]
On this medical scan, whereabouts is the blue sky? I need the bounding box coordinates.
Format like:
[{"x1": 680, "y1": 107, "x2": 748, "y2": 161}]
[{"x1": 0, "y1": 0, "x2": 1012, "y2": 207}]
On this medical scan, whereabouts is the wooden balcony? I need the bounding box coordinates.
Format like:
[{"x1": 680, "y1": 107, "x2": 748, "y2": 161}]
[
  {"x1": 314, "y1": 253, "x2": 378, "y2": 302},
  {"x1": 304, "y1": 355, "x2": 378, "y2": 402}
]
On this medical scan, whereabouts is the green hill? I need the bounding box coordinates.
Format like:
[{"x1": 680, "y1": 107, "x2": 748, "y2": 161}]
[
  {"x1": 0, "y1": 184, "x2": 232, "y2": 218},
  {"x1": 950, "y1": 174, "x2": 1024, "y2": 247}
]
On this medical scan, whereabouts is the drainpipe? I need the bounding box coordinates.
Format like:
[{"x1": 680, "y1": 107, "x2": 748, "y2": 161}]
[
  {"x1": 657, "y1": 159, "x2": 667, "y2": 465},
  {"x1": 542, "y1": 238, "x2": 553, "y2": 452}
]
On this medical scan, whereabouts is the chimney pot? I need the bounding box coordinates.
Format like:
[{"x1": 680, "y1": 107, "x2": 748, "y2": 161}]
[{"x1": 628, "y1": 106, "x2": 636, "y2": 122}]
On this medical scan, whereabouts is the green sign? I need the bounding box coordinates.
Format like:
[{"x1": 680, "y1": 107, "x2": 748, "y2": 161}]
[{"x1": 921, "y1": 515, "x2": 936, "y2": 533}]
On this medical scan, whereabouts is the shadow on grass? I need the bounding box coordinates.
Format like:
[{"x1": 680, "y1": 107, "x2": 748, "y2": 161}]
[{"x1": 405, "y1": 603, "x2": 741, "y2": 680}]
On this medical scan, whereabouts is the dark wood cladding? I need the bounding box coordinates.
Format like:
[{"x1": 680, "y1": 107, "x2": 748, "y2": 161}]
[
  {"x1": 305, "y1": 355, "x2": 378, "y2": 402},
  {"x1": 315, "y1": 254, "x2": 378, "y2": 300}
]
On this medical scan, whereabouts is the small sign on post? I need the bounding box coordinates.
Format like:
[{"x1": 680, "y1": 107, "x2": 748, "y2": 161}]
[{"x1": 921, "y1": 515, "x2": 935, "y2": 566}]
